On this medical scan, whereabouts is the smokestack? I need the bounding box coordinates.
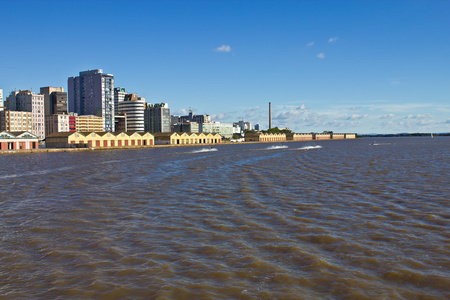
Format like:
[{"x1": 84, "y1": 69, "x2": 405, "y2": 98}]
[{"x1": 269, "y1": 102, "x2": 272, "y2": 129}]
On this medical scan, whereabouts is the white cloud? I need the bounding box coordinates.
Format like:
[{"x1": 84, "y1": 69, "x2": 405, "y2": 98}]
[
  {"x1": 216, "y1": 45, "x2": 231, "y2": 52},
  {"x1": 346, "y1": 114, "x2": 368, "y2": 120},
  {"x1": 380, "y1": 113, "x2": 396, "y2": 119},
  {"x1": 328, "y1": 37, "x2": 338, "y2": 43},
  {"x1": 406, "y1": 113, "x2": 434, "y2": 119},
  {"x1": 211, "y1": 113, "x2": 230, "y2": 121},
  {"x1": 317, "y1": 52, "x2": 325, "y2": 59},
  {"x1": 306, "y1": 42, "x2": 314, "y2": 47}
]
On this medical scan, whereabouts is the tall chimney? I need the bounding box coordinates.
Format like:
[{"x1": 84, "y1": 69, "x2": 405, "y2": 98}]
[{"x1": 269, "y1": 102, "x2": 272, "y2": 130}]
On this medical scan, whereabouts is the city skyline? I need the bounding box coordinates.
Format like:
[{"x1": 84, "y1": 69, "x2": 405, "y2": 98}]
[{"x1": 1, "y1": 0, "x2": 449, "y2": 134}]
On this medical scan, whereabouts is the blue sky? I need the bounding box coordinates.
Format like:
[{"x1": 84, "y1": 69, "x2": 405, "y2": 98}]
[{"x1": 1, "y1": 0, "x2": 449, "y2": 134}]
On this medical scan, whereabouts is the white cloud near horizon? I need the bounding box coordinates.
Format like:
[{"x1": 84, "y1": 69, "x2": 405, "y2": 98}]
[
  {"x1": 306, "y1": 42, "x2": 314, "y2": 47},
  {"x1": 317, "y1": 52, "x2": 325, "y2": 59},
  {"x1": 216, "y1": 45, "x2": 231, "y2": 52}
]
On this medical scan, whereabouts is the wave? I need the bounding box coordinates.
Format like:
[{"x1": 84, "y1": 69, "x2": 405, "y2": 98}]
[
  {"x1": 265, "y1": 145, "x2": 288, "y2": 150},
  {"x1": 191, "y1": 147, "x2": 218, "y2": 153},
  {"x1": 298, "y1": 145, "x2": 322, "y2": 150}
]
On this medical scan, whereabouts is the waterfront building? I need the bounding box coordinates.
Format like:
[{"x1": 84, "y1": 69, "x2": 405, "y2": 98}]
[
  {"x1": 68, "y1": 69, "x2": 115, "y2": 132},
  {"x1": 0, "y1": 131, "x2": 39, "y2": 150},
  {"x1": 153, "y1": 132, "x2": 222, "y2": 145},
  {"x1": 315, "y1": 133, "x2": 331, "y2": 140},
  {"x1": 118, "y1": 93, "x2": 145, "y2": 132},
  {"x1": 40, "y1": 87, "x2": 67, "y2": 116},
  {"x1": 0, "y1": 110, "x2": 33, "y2": 132},
  {"x1": 244, "y1": 132, "x2": 286, "y2": 142},
  {"x1": 76, "y1": 115, "x2": 104, "y2": 132},
  {"x1": 254, "y1": 124, "x2": 260, "y2": 131},
  {"x1": 46, "y1": 131, "x2": 154, "y2": 148},
  {"x1": 144, "y1": 103, "x2": 171, "y2": 133},
  {"x1": 172, "y1": 121, "x2": 199, "y2": 133},
  {"x1": 202, "y1": 121, "x2": 234, "y2": 139},
  {"x1": 332, "y1": 133, "x2": 345, "y2": 139},
  {"x1": 6, "y1": 90, "x2": 45, "y2": 140},
  {"x1": 286, "y1": 133, "x2": 314, "y2": 141},
  {"x1": 345, "y1": 133, "x2": 356, "y2": 139},
  {"x1": 114, "y1": 87, "x2": 126, "y2": 115},
  {"x1": 45, "y1": 114, "x2": 70, "y2": 137}
]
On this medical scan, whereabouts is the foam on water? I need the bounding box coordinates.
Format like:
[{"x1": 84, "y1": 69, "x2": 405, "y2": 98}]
[
  {"x1": 265, "y1": 145, "x2": 288, "y2": 150},
  {"x1": 298, "y1": 145, "x2": 322, "y2": 150},
  {"x1": 190, "y1": 147, "x2": 218, "y2": 153}
]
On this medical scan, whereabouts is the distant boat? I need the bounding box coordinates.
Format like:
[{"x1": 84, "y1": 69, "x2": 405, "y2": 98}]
[{"x1": 431, "y1": 133, "x2": 434, "y2": 138}]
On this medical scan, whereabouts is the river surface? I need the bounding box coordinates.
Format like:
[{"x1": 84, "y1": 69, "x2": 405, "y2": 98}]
[{"x1": 1, "y1": 137, "x2": 449, "y2": 299}]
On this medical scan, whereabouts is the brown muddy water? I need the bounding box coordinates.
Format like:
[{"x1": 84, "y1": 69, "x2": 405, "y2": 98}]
[{"x1": 0, "y1": 137, "x2": 449, "y2": 299}]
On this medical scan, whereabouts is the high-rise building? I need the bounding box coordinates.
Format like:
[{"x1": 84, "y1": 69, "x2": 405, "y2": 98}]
[
  {"x1": 118, "y1": 93, "x2": 145, "y2": 132},
  {"x1": 144, "y1": 103, "x2": 171, "y2": 133},
  {"x1": 6, "y1": 90, "x2": 45, "y2": 140},
  {"x1": 40, "y1": 87, "x2": 66, "y2": 116},
  {"x1": 0, "y1": 89, "x2": 3, "y2": 111},
  {"x1": 68, "y1": 69, "x2": 115, "y2": 132},
  {"x1": 114, "y1": 87, "x2": 126, "y2": 115}
]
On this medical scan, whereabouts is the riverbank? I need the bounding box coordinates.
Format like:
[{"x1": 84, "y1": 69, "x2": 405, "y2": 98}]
[{"x1": 0, "y1": 138, "x2": 347, "y2": 155}]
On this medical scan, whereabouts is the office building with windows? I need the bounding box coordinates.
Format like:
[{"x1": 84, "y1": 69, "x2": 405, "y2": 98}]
[
  {"x1": 117, "y1": 93, "x2": 145, "y2": 132},
  {"x1": 6, "y1": 90, "x2": 45, "y2": 140},
  {"x1": 68, "y1": 69, "x2": 115, "y2": 132},
  {"x1": 144, "y1": 103, "x2": 170, "y2": 133}
]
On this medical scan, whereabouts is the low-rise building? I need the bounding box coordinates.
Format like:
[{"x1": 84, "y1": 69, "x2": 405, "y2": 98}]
[
  {"x1": 345, "y1": 133, "x2": 356, "y2": 139},
  {"x1": 315, "y1": 133, "x2": 331, "y2": 140},
  {"x1": 46, "y1": 131, "x2": 154, "y2": 148},
  {"x1": 153, "y1": 132, "x2": 221, "y2": 145},
  {"x1": 286, "y1": 133, "x2": 314, "y2": 141},
  {"x1": 245, "y1": 132, "x2": 286, "y2": 142},
  {"x1": 332, "y1": 133, "x2": 345, "y2": 139},
  {"x1": 0, "y1": 131, "x2": 39, "y2": 150}
]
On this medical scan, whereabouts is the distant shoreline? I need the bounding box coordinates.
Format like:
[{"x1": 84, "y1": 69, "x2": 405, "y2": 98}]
[{"x1": 358, "y1": 133, "x2": 450, "y2": 138}]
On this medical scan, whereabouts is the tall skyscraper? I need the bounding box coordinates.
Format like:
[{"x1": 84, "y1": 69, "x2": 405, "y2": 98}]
[
  {"x1": 40, "y1": 87, "x2": 66, "y2": 116},
  {"x1": 68, "y1": 69, "x2": 115, "y2": 132},
  {"x1": 6, "y1": 90, "x2": 45, "y2": 140},
  {"x1": 144, "y1": 103, "x2": 171, "y2": 133}
]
